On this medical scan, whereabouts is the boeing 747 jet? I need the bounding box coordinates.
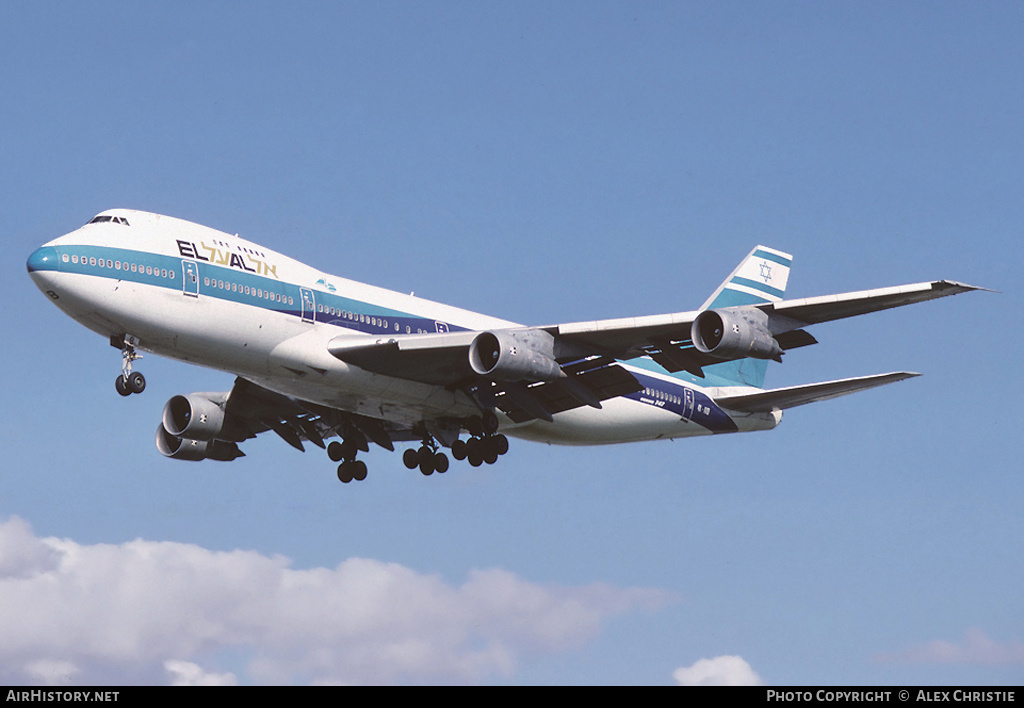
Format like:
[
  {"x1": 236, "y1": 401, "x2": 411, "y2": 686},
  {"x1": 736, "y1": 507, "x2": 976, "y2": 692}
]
[{"x1": 27, "y1": 210, "x2": 982, "y2": 483}]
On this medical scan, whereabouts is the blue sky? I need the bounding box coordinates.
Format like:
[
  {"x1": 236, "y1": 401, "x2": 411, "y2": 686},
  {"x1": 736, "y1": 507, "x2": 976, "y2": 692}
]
[{"x1": 3, "y1": 1, "x2": 1021, "y2": 685}]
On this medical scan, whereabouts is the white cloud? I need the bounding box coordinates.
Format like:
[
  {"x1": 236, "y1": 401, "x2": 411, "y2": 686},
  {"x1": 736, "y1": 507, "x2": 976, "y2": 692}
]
[
  {"x1": 673, "y1": 655, "x2": 764, "y2": 686},
  {"x1": 0, "y1": 516, "x2": 668, "y2": 685},
  {"x1": 877, "y1": 628, "x2": 1024, "y2": 666},
  {"x1": 0, "y1": 515, "x2": 60, "y2": 579},
  {"x1": 164, "y1": 660, "x2": 238, "y2": 686}
]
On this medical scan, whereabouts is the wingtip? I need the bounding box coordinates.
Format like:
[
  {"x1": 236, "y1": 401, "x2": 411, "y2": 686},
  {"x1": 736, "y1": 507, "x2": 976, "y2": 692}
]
[
  {"x1": 935, "y1": 280, "x2": 999, "y2": 294},
  {"x1": 879, "y1": 371, "x2": 922, "y2": 384}
]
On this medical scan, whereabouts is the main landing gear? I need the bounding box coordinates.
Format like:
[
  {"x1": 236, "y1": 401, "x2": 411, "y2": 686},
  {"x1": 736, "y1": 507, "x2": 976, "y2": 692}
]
[
  {"x1": 328, "y1": 411, "x2": 511, "y2": 484},
  {"x1": 450, "y1": 410, "x2": 509, "y2": 467},
  {"x1": 404, "y1": 412, "x2": 509, "y2": 475},
  {"x1": 450, "y1": 432, "x2": 509, "y2": 467},
  {"x1": 327, "y1": 438, "x2": 368, "y2": 483},
  {"x1": 402, "y1": 437, "x2": 450, "y2": 476},
  {"x1": 114, "y1": 337, "x2": 145, "y2": 396}
]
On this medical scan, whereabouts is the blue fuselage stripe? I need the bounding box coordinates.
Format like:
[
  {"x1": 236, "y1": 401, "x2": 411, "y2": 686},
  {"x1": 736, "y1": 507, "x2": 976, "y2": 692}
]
[
  {"x1": 49, "y1": 245, "x2": 464, "y2": 336},
  {"x1": 625, "y1": 370, "x2": 738, "y2": 433}
]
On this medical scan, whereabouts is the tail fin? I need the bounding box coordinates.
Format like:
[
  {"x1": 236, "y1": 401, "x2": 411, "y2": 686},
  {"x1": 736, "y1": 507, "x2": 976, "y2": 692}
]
[
  {"x1": 701, "y1": 245, "x2": 792, "y2": 310},
  {"x1": 700, "y1": 246, "x2": 793, "y2": 389}
]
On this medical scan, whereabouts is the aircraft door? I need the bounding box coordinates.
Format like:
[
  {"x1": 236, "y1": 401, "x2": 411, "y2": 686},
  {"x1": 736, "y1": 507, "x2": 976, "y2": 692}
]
[
  {"x1": 181, "y1": 260, "x2": 199, "y2": 297},
  {"x1": 682, "y1": 387, "x2": 695, "y2": 420},
  {"x1": 300, "y1": 288, "x2": 315, "y2": 324}
]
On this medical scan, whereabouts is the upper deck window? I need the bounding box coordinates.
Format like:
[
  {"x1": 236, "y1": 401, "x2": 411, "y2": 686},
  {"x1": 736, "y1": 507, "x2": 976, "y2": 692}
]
[{"x1": 89, "y1": 215, "x2": 130, "y2": 226}]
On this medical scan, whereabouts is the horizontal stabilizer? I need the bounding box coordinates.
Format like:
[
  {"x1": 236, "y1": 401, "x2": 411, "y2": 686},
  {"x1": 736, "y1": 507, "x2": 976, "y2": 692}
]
[{"x1": 715, "y1": 372, "x2": 920, "y2": 412}]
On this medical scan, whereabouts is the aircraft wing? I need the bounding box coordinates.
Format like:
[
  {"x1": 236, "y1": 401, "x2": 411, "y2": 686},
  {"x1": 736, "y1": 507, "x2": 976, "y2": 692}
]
[
  {"x1": 550, "y1": 280, "x2": 979, "y2": 347},
  {"x1": 325, "y1": 279, "x2": 980, "y2": 421},
  {"x1": 215, "y1": 377, "x2": 406, "y2": 453},
  {"x1": 327, "y1": 281, "x2": 981, "y2": 381},
  {"x1": 543, "y1": 280, "x2": 984, "y2": 375},
  {"x1": 328, "y1": 333, "x2": 643, "y2": 423}
]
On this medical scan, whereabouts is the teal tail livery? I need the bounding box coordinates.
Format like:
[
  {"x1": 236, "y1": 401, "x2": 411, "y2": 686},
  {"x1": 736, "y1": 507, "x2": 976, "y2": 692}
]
[
  {"x1": 700, "y1": 245, "x2": 793, "y2": 310},
  {"x1": 26, "y1": 209, "x2": 987, "y2": 483},
  {"x1": 697, "y1": 245, "x2": 794, "y2": 388}
]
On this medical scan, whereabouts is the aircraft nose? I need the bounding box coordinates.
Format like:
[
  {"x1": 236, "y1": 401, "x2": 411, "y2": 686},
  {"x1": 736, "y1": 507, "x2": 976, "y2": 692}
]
[{"x1": 27, "y1": 246, "x2": 59, "y2": 273}]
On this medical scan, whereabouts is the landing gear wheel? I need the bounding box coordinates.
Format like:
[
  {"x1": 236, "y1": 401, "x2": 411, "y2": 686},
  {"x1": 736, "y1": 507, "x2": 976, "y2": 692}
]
[
  {"x1": 328, "y1": 441, "x2": 345, "y2": 462},
  {"x1": 337, "y1": 458, "x2": 367, "y2": 483},
  {"x1": 483, "y1": 437, "x2": 499, "y2": 465},
  {"x1": 432, "y1": 452, "x2": 449, "y2": 474},
  {"x1": 127, "y1": 371, "x2": 146, "y2": 394},
  {"x1": 403, "y1": 448, "x2": 420, "y2": 469},
  {"x1": 466, "y1": 437, "x2": 483, "y2": 466},
  {"x1": 493, "y1": 434, "x2": 509, "y2": 456},
  {"x1": 115, "y1": 375, "x2": 131, "y2": 397},
  {"x1": 451, "y1": 439, "x2": 467, "y2": 461},
  {"x1": 352, "y1": 460, "x2": 367, "y2": 481},
  {"x1": 337, "y1": 462, "x2": 353, "y2": 483},
  {"x1": 417, "y1": 445, "x2": 435, "y2": 475}
]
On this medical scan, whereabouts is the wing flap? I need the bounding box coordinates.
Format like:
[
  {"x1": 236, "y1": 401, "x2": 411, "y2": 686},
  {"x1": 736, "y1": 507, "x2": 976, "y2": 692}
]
[
  {"x1": 715, "y1": 372, "x2": 920, "y2": 412},
  {"x1": 494, "y1": 364, "x2": 643, "y2": 424},
  {"x1": 328, "y1": 332, "x2": 478, "y2": 385},
  {"x1": 221, "y1": 377, "x2": 408, "y2": 453}
]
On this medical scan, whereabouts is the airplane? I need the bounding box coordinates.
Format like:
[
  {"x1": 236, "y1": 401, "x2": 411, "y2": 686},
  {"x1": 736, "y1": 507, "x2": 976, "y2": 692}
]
[{"x1": 26, "y1": 209, "x2": 983, "y2": 483}]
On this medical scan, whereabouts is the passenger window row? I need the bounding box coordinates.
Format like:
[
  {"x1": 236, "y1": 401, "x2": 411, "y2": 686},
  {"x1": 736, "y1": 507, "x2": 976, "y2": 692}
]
[
  {"x1": 62, "y1": 252, "x2": 174, "y2": 280},
  {"x1": 203, "y1": 276, "x2": 294, "y2": 306},
  {"x1": 644, "y1": 387, "x2": 681, "y2": 405},
  {"x1": 318, "y1": 305, "x2": 402, "y2": 331}
]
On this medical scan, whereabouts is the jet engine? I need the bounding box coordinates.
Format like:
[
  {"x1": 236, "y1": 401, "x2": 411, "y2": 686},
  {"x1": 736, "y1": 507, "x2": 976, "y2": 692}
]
[
  {"x1": 468, "y1": 329, "x2": 563, "y2": 382},
  {"x1": 155, "y1": 425, "x2": 243, "y2": 461},
  {"x1": 691, "y1": 308, "x2": 783, "y2": 362},
  {"x1": 155, "y1": 393, "x2": 245, "y2": 461},
  {"x1": 162, "y1": 394, "x2": 227, "y2": 440}
]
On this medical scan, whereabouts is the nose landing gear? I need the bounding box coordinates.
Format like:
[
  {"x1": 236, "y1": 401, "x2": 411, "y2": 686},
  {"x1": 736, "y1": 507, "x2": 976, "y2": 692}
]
[{"x1": 114, "y1": 337, "x2": 145, "y2": 396}]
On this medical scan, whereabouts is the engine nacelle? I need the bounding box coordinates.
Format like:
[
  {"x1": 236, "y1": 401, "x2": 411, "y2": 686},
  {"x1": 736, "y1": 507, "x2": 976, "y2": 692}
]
[
  {"x1": 155, "y1": 425, "x2": 243, "y2": 462},
  {"x1": 468, "y1": 329, "x2": 563, "y2": 382},
  {"x1": 691, "y1": 308, "x2": 783, "y2": 362},
  {"x1": 162, "y1": 394, "x2": 226, "y2": 441}
]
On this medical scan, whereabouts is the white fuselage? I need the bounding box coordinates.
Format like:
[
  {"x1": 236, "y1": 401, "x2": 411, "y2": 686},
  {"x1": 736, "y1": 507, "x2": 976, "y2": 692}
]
[{"x1": 27, "y1": 209, "x2": 780, "y2": 447}]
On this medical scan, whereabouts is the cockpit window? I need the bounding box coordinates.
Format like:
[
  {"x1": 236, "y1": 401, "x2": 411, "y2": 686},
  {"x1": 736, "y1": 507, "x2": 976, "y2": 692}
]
[{"x1": 88, "y1": 215, "x2": 130, "y2": 226}]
